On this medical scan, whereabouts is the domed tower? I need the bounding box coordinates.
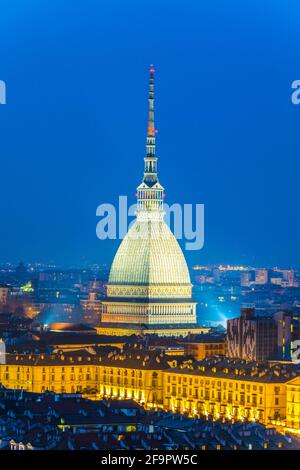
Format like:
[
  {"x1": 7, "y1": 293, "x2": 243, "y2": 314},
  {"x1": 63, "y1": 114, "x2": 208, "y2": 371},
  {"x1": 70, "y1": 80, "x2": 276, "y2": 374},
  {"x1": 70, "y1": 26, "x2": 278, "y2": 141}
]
[{"x1": 101, "y1": 67, "x2": 198, "y2": 335}]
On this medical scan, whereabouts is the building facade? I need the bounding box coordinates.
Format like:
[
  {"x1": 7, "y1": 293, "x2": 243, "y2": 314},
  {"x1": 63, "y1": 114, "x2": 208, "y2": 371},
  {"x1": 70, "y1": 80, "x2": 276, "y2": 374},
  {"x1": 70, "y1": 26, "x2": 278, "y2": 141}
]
[
  {"x1": 227, "y1": 307, "x2": 292, "y2": 361},
  {"x1": 286, "y1": 376, "x2": 300, "y2": 430},
  {"x1": 0, "y1": 350, "x2": 179, "y2": 406},
  {"x1": 80, "y1": 292, "x2": 102, "y2": 325},
  {"x1": 181, "y1": 335, "x2": 226, "y2": 360},
  {"x1": 0, "y1": 351, "x2": 299, "y2": 429},
  {"x1": 163, "y1": 358, "x2": 290, "y2": 424}
]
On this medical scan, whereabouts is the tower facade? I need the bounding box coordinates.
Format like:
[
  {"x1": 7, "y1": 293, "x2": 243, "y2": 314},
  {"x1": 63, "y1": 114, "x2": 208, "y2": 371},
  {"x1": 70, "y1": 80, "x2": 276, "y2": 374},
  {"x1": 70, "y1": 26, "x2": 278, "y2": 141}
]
[{"x1": 101, "y1": 67, "x2": 197, "y2": 328}]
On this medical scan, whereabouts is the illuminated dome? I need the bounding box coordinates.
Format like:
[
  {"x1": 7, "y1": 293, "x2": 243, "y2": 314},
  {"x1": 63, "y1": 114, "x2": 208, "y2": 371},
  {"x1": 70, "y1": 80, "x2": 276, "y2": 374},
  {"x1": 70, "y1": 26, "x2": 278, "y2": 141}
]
[
  {"x1": 102, "y1": 66, "x2": 197, "y2": 327},
  {"x1": 109, "y1": 219, "x2": 191, "y2": 286}
]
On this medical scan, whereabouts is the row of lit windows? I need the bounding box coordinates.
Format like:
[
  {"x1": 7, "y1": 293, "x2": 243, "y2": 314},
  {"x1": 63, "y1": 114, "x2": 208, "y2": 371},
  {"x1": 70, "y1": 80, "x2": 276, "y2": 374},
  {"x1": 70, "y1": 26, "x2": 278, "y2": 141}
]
[
  {"x1": 288, "y1": 393, "x2": 300, "y2": 403},
  {"x1": 102, "y1": 369, "x2": 144, "y2": 377},
  {"x1": 166, "y1": 375, "x2": 275, "y2": 393},
  {"x1": 102, "y1": 377, "x2": 144, "y2": 387},
  {"x1": 166, "y1": 385, "x2": 267, "y2": 405},
  {"x1": 4, "y1": 366, "x2": 92, "y2": 373},
  {"x1": 106, "y1": 306, "x2": 194, "y2": 314},
  {"x1": 0, "y1": 368, "x2": 156, "y2": 383},
  {"x1": 2, "y1": 368, "x2": 146, "y2": 377},
  {"x1": 4, "y1": 373, "x2": 95, "y2": 382},
  {"x1": 169, "y1": 387, "x2": 283, "y2": 408}
]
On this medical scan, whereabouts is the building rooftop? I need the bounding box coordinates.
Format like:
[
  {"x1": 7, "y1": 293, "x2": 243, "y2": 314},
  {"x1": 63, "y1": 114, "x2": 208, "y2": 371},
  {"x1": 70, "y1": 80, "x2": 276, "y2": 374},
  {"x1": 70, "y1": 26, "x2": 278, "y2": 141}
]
[
  {"x1": 47, "y1": 323, "x2": 96, "y2": 333},
  {"x1": 180, "y1": 334, "x2": 226, "y2": 343},
  {"x1": 38, "y1": 332, "x2": 134, "y2": 346},
  {"x1": 0, "y1": 387, "x2": 299, "y2": 450},
  {"x1": 2, "y1": 348, "x2": 191, "y2": 370},
  {"x1": 168, "y1": 356, "x2": 300, "y2": 383}
]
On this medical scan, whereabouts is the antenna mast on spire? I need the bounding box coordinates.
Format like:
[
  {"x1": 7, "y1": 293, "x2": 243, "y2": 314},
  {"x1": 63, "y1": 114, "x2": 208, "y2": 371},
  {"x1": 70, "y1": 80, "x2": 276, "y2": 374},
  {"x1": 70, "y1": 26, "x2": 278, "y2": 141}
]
[
  {"x1": 137, "y1": 65, "x2": 164, "y2": 213},
  {"x1": 146, "y1": 65, "x2": 156, "y2": 157}
]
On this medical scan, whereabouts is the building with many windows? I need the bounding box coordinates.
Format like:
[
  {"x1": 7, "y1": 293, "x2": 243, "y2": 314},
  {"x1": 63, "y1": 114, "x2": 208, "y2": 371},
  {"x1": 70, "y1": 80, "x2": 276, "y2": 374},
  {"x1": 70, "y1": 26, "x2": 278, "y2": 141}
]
[
  {"x1": 0, "y1": 350, "x2": 183, "y2": 406},
  {"x1": 163, "y1": 357, "x2": 295, "y2": 425},
  {"x1": 181, "y1": 334, "x2": 226, "y2": 360},
  {"x1": 227, "y1": 307, "x2": 292, "y2": 361},
  {"x1": 0, "y1": 350, "x2": 299, "y2": 429},
  {"x1": 286, "y1": 376, "x2": 300, "y2": 430}
]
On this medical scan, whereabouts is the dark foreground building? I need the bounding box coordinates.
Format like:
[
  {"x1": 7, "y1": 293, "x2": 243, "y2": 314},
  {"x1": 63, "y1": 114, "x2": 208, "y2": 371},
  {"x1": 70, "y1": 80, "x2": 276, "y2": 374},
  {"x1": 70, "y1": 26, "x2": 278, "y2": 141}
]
[{"x1": 227, "y1": 307, "x2": 292, "y2": 361}]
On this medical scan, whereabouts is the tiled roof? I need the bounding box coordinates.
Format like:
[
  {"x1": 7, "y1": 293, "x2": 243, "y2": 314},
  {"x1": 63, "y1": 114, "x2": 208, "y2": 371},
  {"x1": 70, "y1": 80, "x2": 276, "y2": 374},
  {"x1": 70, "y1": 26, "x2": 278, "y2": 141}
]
[{"x1": 2, "y1": 348, "x2": 189, "y2": 369}]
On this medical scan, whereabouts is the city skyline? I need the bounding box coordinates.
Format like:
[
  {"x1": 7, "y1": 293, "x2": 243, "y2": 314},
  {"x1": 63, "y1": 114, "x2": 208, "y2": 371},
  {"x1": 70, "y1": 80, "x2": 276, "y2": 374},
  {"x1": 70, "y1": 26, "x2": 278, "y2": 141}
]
[
  {"x1": 0, "y1": 1, "x2": 300, "y2": 268},
  {"x1": 1, "y1": 1, "x2": 300, "y2": 457}
]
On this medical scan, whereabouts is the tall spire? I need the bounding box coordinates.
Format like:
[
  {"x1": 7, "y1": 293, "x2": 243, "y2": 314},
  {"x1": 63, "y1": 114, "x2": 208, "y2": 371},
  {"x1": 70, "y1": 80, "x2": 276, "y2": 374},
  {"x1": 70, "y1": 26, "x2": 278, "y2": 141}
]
[
  {"x1": 144, "y1": 65, "x2": 158, "y2": 183},
  {"x1": 136, "y1": 65, "x2": 164, "y2": 214},
  {"x1": 147, "y1": 65, "x2": 155, "y2": 155}
]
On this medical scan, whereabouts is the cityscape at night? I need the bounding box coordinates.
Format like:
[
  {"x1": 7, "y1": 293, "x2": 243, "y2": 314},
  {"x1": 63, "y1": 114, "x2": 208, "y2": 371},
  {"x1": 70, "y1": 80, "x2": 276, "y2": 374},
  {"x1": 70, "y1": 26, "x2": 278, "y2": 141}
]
[{"x1": 1, "y1": 0, "x2": 300, "y2": 462}]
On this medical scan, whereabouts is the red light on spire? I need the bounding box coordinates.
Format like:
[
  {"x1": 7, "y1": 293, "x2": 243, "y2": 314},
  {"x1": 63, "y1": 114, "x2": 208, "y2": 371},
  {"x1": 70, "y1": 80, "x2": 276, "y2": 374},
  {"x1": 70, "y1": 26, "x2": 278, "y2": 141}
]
[{"x1": 150, "y1": 67, "x2": 155, "y2": 74}]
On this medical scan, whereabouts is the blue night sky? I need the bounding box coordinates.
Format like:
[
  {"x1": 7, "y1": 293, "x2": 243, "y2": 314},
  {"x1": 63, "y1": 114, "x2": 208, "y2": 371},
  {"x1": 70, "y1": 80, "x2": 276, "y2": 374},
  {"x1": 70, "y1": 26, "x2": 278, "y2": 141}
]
[{"x1": 0, "y1": 0, "x2": 300, "y2": 268}]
